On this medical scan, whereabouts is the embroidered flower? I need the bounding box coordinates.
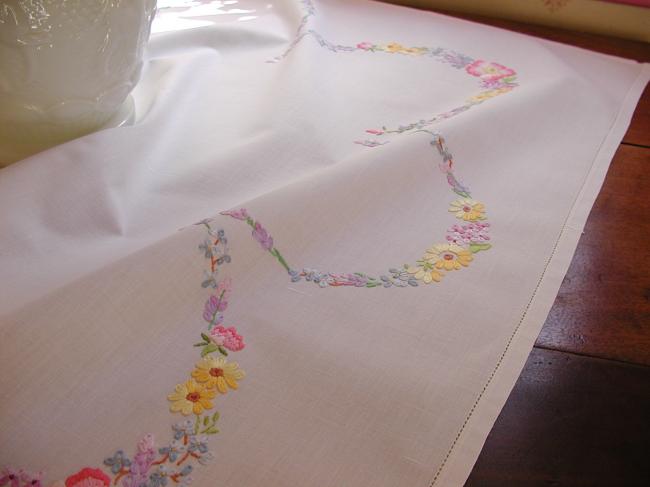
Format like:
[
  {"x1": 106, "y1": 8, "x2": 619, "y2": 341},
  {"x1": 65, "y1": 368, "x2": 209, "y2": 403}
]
[
  {"x1": 465, "y1": 60, "x2": 515, "y2": 82},
  {"x1": 64, "y1": 468, "x2": 110, "y2": 487},
  {"x1": 210, "y1": 325, "x2": 245, "y2": 351},
  {"x1": 406, "y1": 47, "x2": 427, "y2": 55},
  {"x1": 448, "y1": 198, "x2": 486, "y2": 221},
  {"x1": 382, "y1": 42, "x2": 425, "y2": 55},
  {"x1": 365, "y1": 129, "x2": 384, "y2": 135},
  {"x1": 468, "y1": 87, "x2": 514, "y2": 103},
  {"x1": 0, "y1": 468, "x2": 22, "y2": 487},
  {"x1": 356, "y1": 41, "x2": 373, "y2": 50},
  {"x1": 198, "y1": 239, "x2": 213, "y2": 259},
  {"x1": 203, "y1": 277, "x2": 232, "y2": 324},
  {"x1": 122, "y1": 435, "x2": 156, "y2": 487},
  {"x1": 468, "y1": 91, "x2": 499, "y2": 103},
  {"x1": 446, "y1": 173, "x2": 470, "y2": 197},
  {"x1": 208, "y1": 331, "x2": 225, "y2": 347},
  {"x1": 187, "y1": 436, "x2": 209, "y2": 455},
  {"x1": 446, "y1": 222, "x2": 490, "y2": 246},
  {"x1": 384, "y1": 42, "x2": 405, "y2": 53},
  {"x1": 18, "y1": 471, "x2": 43, "y2": 487},
  {"x1": 424, "y1": 244, "x2": 473, "y2": 271},
  {"x1": 220, "y1": 208, "x2": 249, "y2": 221},
  {"x1": 137, "y1": 434, "x2": 155, "y2": 454},
  {"x1": 442, "y1": 51, "x2": 474, "y2": 69},
  {"x1": 103, "y1": 450, "x2": 131, "y2": 475},
  {"x1": 147, "y1": 466, "x2": 170, "y2": 487},
  {"x1": 207, "y1": 226, "x2": 226, "y2": 241},
  {"x1": 191, "y1": 356, "x2": 244, "y2": 394},
  {"x1": 159, "y1": 440, "x2": 187, "y2": 462},
  {"x1": 168, "y1": 380, "x2": 216, "y2": 416},
  {"x1": 215, "y1": 277, "x2": 233, "y2": 299},
  {"x1": 172, "y1": 420, "x2": 195, "y2": 440},
  {"x1": 353, "y1": 139, "x2": 388, "y2": 147},
  {"x1": 406, "y1": 261, "x2": 444, "y2": 284},
  {"x1": 384, "y1": 267, "x2": 418, "y2": 287},
  {"x1": 197, "y1": 452, "x2": 215, "y2": 466},
  {"x1": 252, "y1": 222, "x2": 273, "y2": 250}
]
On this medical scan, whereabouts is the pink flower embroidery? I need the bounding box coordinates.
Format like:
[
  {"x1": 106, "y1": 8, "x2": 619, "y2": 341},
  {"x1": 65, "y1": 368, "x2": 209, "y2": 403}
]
[
  {"x1": 356, "y1": 42, "x2": 373, "y2": 50},
  {"x1": 65, "y1": 468, "x2": 110, "y2": 487},
  {"x1": 122, "y1": 434, "x2": 156, "y2": 487},
  {"x1": 215, "y1": 277, "x2": 232, "y2": 301},
  {"x1": 252, "y1": 222, "x2": 273, "y2": 251},
  {"x1": 210, "y1": 325, "x2": 245, "y2": 351},
  {"x1": 465, "y1": 60, "x2": 515, "y2": 82},
  {"x1": 20, "y1": 472, "x2": 42, "y2": 487},
  {"x1": 446, "y1": 222, "x2": 490, "y2": 246},
  {"x1": 0, "y1": 468, "x2": 22, "y2": 487},
  {"x1": 365, "y1": 129, "x2": 384, "y2": 135},
  {"x1": 137, "y1": 433, "x2": 155, "y2": 453},
  {"x1": 220, "y1": 208, "x2": 249, "y2": 221}
]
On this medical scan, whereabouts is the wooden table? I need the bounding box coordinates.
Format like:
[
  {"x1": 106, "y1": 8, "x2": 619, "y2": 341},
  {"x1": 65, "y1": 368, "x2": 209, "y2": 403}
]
[{"x1": 410, "y1": 13, "x2": 650, "y2": 487}]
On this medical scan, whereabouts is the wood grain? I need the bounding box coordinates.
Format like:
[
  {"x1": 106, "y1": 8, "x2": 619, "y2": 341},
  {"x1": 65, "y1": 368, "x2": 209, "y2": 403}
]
[
  {"x1": 465, "y1": 348, "x2": 650, "y2": 487},
  {"x1": 535, "y1": 145, "x2": 650, "y2": 365},
  {"x1": 429, "y1": 9, "x2": 650, "y2": 62},
  {"x1": 624, "y1": 84, "x2": 650, "y2": 147}
]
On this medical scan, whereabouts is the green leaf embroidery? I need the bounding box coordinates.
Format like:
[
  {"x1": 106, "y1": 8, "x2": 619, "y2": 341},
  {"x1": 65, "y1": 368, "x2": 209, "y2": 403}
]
[
  {"x1": 201, "y1": 343, "x2": 219, "y2": 357},
  {"x1": 469, "y1": 243, "x2": 492, "y2": 253}
]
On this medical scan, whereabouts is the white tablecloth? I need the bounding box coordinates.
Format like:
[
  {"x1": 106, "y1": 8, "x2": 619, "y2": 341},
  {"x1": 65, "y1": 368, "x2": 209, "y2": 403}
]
[{"x1": 1, "y1": 1, "x2": 648, "y2": 486}]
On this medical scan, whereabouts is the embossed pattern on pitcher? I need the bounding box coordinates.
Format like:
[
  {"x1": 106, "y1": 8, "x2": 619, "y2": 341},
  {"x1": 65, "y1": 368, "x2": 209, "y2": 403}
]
[{"x1": 0, "y1": 0, "x2": 156, "y2": 149}]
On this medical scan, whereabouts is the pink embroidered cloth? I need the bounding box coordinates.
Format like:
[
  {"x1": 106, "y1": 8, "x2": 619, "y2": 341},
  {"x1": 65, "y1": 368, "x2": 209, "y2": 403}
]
[{"x1": 0, "y1": 1, "x2": 648, "y2": 486}]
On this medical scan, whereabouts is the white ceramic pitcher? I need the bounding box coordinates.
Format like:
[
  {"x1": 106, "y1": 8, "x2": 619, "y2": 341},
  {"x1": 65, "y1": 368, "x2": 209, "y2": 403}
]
[{"x1": 0, "y1": 0, "x2": 157, "y2": 166}]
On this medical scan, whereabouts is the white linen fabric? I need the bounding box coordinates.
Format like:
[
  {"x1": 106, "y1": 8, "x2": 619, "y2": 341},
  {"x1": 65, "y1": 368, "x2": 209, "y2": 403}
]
[{"x1": 0, "y1": 1, "x2": 648, "y2": 486}]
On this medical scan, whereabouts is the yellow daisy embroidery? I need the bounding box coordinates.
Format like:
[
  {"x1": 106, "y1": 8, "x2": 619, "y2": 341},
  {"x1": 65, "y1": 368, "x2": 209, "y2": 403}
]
[
  {"x1": 385, "y1": 42, "x2": 405, "y2": 53},
  {"x1": 425, "y1": 244, "x2": 473, "y2": 271},
  {"x1": 449, "y1": 198, "x2": 486, "y2": 221},
  {"x1": 406, "y1": 261, "x2": 444, "y2": 284},
  {"x1": 168, "y1": 379, "x2": 216, "y2": 416},
  {"x1": 192, "y1": 356, "x2": 245, "y2": 394}
]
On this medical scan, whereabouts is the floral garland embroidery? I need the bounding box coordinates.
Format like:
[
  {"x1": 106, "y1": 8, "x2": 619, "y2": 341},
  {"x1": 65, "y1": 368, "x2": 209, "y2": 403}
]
[
  {"x1": 1, "y1": 1, "x2": 516, "y2": 482},
  {"x1": 269, "y1": 1, "x2": 518, "y2": 146},
  {"x1": 2, "y1": 226, "x2": 242, "y2": 487},
  {"x1": 221, "y1": 131, "x2": 491, "y2": 289}
]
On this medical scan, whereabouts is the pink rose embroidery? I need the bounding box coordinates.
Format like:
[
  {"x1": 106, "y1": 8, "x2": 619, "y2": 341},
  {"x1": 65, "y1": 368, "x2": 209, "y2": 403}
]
[
  {"x1": 356, "y1": 42, "x2": 373, "y2": 50},
  {"x1": 210, "y1": 326, "x2": 245, "y2": 351},
  {"x1": 465, "y1": 60, "x2": 515, "y2": 82}
]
